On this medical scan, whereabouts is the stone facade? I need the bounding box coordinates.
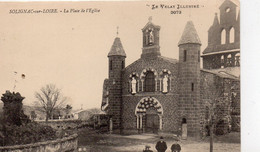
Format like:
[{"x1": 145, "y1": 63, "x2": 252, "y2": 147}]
[
  {"x1": 101, "y1": 0, "x2": 240, "y2": 138},
  {"x1": 200, "y1": 0, "x2": 240, "y2": 134},
  {"x1": 200, "y1": 69, "x2": 240, "y2": 135}
]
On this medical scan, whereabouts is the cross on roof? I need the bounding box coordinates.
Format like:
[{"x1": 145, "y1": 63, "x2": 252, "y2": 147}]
[
  {"x1": 148, "y1": 16, "x2": 152, "y2": 22},
  {"x1": 116, "y1": 26, "x2": 119, "y2": 36}
]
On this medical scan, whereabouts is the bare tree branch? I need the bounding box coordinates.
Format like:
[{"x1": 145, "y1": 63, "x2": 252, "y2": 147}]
[{"x1": 34, "y1": 84, "x2": 67, "y2": 121}]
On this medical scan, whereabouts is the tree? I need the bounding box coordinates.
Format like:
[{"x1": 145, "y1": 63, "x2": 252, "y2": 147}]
[
  {"x1": 203, "y1": 76, "x2": 231, "y2": 152},
  {"x1": 35, "y1": 84, "x2": 67, "y2": 122}
]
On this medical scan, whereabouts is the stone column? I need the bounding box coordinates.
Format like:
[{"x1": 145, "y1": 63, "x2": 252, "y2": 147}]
[
  {"x1": 169, "y1": 78, "x2": 171, "y2": 91},
  {"x1": 141, "y1": 80, "x2": 144, "y2": 92},
  {"x1": 159, "y1": 115, "x2": 162, "y2": 130},
  {"x1": 140, "y1": 115, "x2": 143, "y2": 129},
  {"x1": 159, "y1": 78, "x2": 162, "y2": 91},
  {"x1": 109, "y1": 118, "x2": 113, "y2": 134},
  {"x1": 155, "y1": 79, "x2": 157, "y2": 91},
  {"x1": 137, "y1": 80, "x2": 140, "y2": 92},
  {"x1": 136, "y1": 115, "x2": 139, "y2": 129},
  {"x1": 129, "y1": 80, "x2": 131, "y2": 92}
]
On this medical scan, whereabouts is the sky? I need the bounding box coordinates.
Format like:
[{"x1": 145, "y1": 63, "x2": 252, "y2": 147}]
[{"x1": 0, "y1": 0, "x2": 240, "y2": 110}]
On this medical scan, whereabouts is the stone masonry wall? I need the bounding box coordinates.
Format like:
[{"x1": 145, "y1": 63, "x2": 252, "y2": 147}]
[
  {"x1": 122, "y1": 94, "x2": 179, "y2": 132},
  {"x1": 0, "y1": 134, "x2": 78, "y2": 152},
  {"x1": 200, "y1": 70, "x2": 240, "y2": 135},
  {"x1": 178, "y1": 43, "x2": 201, "y2": 138},
  {"x1": 108, "y1": 55, "x2": 125, "y2": 129},
  {"x1": 122, "y1": 56, "x2": 179, "y2": 133}
]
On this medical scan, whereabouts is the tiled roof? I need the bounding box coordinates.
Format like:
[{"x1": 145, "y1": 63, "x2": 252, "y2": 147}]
[
  {"x1": 108, "y1": 37, "x2": 126, "y2": 57},
  {"x1": 142, "y1": 21, "x2": 161, "y2": 31},
  {"x1": 159, "y1": 56, "x2": 178, "y2": 64},
  {"x1": 201, "y1": 67, "x2": 240, "y2": 80},
  {"x1": 203, "y1": 43, "x2": 240, "y2": 54},
  {"x1": 178, "y1": 21, "x2": 201, "y2": 46}
]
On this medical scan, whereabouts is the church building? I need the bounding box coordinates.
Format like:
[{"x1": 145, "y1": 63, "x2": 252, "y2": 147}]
[{"x1": 101, "y1": 0, "x2": 240, "y2": 138}]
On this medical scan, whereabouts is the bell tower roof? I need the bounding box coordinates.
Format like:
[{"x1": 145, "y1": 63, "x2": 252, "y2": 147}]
[
  {"x1": 178, "y1": 21, "x2": 201, "y2": 46},
  {"x1": 108, "y1": 37, "x2": 126, "y2": 57},
  {"x1": 142, "y1": 16, "x2": 161, "y2": 31},
  {"x1": 213, "y1": 13, "x2": 220, "y2": 26}
]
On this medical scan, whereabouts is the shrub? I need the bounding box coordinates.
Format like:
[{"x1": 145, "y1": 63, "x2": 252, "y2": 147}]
[
  {"x1": 0, "y1": 91, "x2": 58, "y2": 146},
  {"x1": 0, "y1": 122, "x2": 57, "y2": 146},
  {"x1": 1, "y1": 91, "x2": 30, "y2": 126}
]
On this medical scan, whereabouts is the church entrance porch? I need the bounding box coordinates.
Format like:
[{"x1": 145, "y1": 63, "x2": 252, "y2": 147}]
[{"x1": 135, "y1": 97, "x2": 163, "y2": 133}]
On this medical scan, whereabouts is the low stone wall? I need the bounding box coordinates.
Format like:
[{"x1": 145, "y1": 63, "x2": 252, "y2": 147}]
[{"x1": 0, "y1": 134, "x2": 78, "y2": 152}]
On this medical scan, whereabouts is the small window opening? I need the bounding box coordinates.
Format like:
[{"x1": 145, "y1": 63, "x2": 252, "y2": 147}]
[
  {"x1": 184, "y1": 50, "x2": 187, "y2": 62},
  {"x1": 182, "y1": 118, "x2": 187, "y2": 124},
  {"x1": 110, "y1": 60, "x2": 113, "y2": 70},
  {"x1": 225, "y1": 7, "x2": 230, "y2": 13},
  {"x1": 198, "y1": 50, "x2": 200, "y2": 62},
  {"x1": 122, "y1": 61, "x2": 125, "y2": 69},
  {"x1": 191, "y1": 83, "x2": 194, "y2": 91}
]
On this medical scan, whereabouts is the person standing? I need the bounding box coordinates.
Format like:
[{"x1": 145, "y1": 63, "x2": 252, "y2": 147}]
[
  {"x1": 171, "y1": 139, "x2": 181, "y2": 152},
  {"x1": 155, "y1": 136, "x2": 167, "y2": 152},
  {"x1": 143, "y1": 145, "x2": 153, "y2": 152}
]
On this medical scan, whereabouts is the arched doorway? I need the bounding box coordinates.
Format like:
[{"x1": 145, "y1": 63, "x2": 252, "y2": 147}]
[
  {"x1": 146, "y1": 107, "x2": 159, "y2": 133},
  {"x1": 181, "y1": 118, "x2": 187, "y2": 139},
  {"x1": 135, "y1": 97, "x2": 163, "y2": 133}
]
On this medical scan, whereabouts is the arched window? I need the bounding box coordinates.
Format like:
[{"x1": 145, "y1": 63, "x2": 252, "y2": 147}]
[
  {"x1": 235, "y1": 53, "x2": 240, "y2": 66},
  {"x1": 221, "y1": 55, "x2": 224, "y2": 68},
  {"x1": 144, "y1": 71, "x2": 155, "y2": 92},
  {"x1": 230, "y1": 27, "x2": 235, "y2": 43},
  {"x1": 221, "y1": 29, "x2": 226, "y2": 44},
  {"x1": 227, "y1": 54, "x2": 232, "y2": 67}
]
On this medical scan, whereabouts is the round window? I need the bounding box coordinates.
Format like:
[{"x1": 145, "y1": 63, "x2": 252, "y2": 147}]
[{"x1": 225, "y1": 7, "x2": 230, "y2": 13}]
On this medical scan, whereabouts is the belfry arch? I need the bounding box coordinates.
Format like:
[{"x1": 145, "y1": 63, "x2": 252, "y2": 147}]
[{"x1": 135, "y1": 97, "x2": 163, "y2": 132}]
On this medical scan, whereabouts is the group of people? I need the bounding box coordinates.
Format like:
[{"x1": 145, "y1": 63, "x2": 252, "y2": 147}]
[{"x1": 143, "y1": 136, "x2": 181, "y2": 152}]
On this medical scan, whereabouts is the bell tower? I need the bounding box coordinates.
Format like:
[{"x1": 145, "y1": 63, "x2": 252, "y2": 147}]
[{"x1": 141, "y1": 17, "x2": 161, "y2": 59}]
